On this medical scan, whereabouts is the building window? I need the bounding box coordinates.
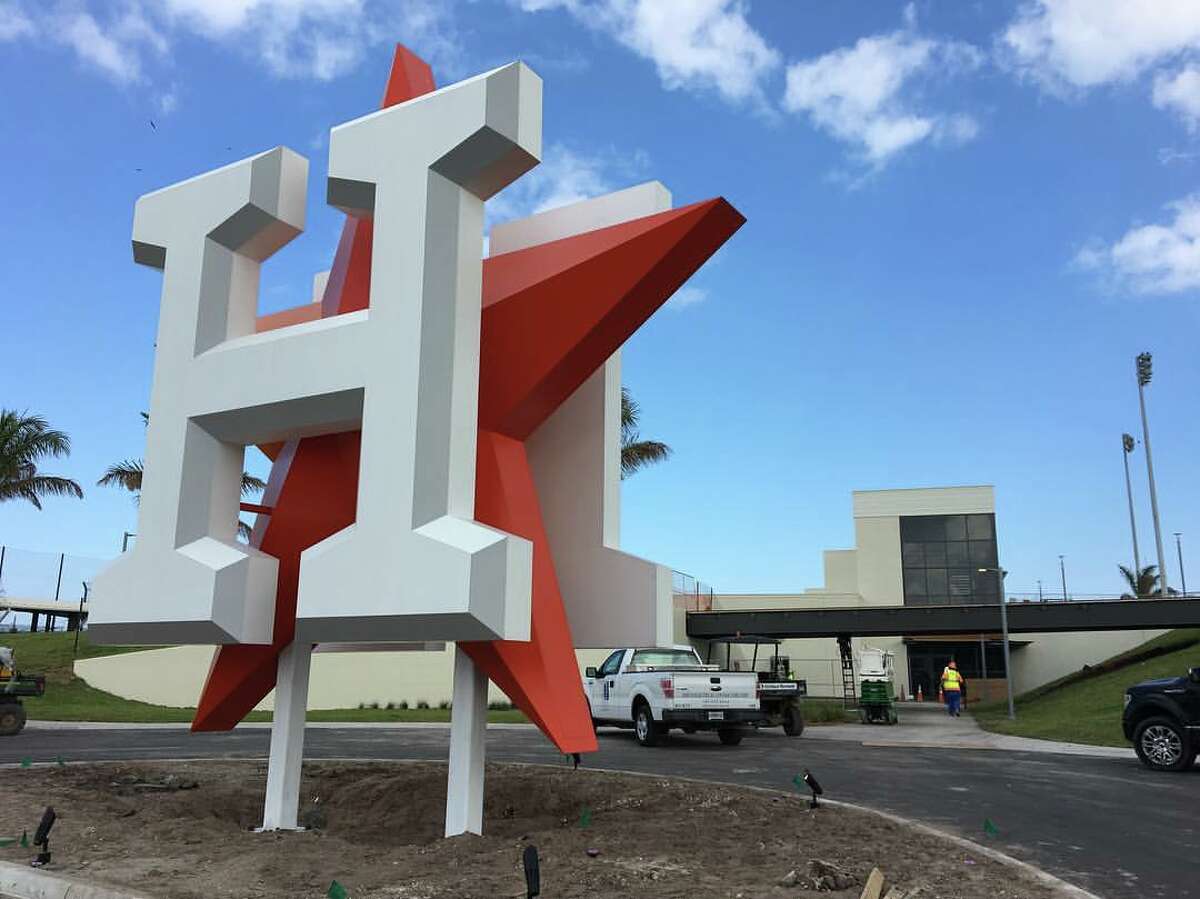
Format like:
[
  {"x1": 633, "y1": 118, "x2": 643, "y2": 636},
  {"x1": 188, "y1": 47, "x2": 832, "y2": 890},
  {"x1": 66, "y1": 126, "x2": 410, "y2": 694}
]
[{"x1": 899, "y1": 514, "x2": 999, "y2": 606}]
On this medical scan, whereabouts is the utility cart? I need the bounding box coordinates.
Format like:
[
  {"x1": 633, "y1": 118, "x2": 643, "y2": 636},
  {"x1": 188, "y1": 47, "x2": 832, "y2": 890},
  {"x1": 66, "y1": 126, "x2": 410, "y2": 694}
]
[
  {"x1": 857, "y1": 644, "x2": 898, "y2": 725},
  {"x1": 0, "y1": 646, "x2": 46, "y2": 736},
  {"x1": 705, "y1": 635, "x2": 808, "y2": 736}
]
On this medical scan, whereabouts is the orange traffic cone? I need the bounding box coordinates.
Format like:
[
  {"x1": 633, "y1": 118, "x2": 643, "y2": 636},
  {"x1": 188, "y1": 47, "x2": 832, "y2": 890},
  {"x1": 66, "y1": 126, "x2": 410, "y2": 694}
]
[{"x1": 916, "y1": 685, "x2": 923, "y2": 702}]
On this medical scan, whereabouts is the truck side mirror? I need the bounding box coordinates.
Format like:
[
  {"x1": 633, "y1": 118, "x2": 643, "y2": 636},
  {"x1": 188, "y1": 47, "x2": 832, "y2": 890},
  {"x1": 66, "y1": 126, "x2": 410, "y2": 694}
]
[
  {"x1": 1189, "y1": 667, "x2": 1200, "y2": 684},
  {"x1": 585, "y1": 667, "x2": 597, "y2": 679}
]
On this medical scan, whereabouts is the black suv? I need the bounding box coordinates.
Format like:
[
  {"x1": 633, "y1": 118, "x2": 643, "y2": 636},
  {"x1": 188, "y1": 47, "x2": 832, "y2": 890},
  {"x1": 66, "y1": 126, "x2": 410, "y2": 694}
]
[{"x1": 1123, "y1": 665, "x2": 1200, "y2": 771}]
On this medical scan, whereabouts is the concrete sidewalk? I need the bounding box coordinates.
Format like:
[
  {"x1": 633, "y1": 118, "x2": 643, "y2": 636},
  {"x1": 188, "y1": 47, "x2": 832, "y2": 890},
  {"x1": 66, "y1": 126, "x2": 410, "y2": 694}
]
[{"x1": 804, "y1": 702, "x2": 1134, "y2": 759}]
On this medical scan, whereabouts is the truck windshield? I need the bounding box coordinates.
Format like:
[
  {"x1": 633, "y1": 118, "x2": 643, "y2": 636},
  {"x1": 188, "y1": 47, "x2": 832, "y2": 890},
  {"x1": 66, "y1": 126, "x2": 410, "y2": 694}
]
[{"x1": 631, "y1": 649, "x2": 702, "y2": 668}]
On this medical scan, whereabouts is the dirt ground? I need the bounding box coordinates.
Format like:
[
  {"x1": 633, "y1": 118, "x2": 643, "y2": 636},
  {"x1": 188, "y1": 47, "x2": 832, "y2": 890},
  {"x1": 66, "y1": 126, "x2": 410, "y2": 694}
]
[{"x1": 0, "y1": 761, "x2": 1062, "y2": 899}]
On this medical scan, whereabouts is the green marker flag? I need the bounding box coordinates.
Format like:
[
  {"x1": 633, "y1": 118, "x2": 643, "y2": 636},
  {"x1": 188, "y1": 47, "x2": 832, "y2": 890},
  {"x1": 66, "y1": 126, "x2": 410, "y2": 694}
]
[
  {"x1": 327, "y1": 880, "x2": 349, "y2": 899},
  {"x1": 792, "y1": 774, "x2": 805, "y2": 790},
  {"x1": 55, "y1": 756, "x2": 65, "y2": 767},
  {"x1": 20, "y1": 831, "x2": 29, "y2": 848},
  {"x1": 19, "y1": 757, "x2": 31, "y2": 768},
  {"x1": 579, "y1": 807, "x2": 592, "y2": 828},
  {"x1": 983, "y1": 818, "x2": 1000, "y2": 837}
]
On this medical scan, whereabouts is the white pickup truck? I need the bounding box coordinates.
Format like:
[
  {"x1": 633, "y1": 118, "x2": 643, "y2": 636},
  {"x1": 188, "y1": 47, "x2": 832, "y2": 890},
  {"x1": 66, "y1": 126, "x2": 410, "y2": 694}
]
[{"x1": 583, "y1": 646, "x2": 766, "y2": 746}]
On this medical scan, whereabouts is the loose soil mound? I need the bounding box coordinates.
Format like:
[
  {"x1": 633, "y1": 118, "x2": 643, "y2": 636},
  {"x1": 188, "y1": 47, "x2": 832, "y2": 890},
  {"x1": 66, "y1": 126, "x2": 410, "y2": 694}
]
[{"x1": 0, "y1": 761, "x2": 1060, "y2": 898}]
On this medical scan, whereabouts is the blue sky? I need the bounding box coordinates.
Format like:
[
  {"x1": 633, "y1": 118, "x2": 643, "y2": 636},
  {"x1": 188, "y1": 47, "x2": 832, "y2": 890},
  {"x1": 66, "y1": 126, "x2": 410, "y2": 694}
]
[{"x1": 2, "y1": 0, "x2": 1200, "y2": 598}]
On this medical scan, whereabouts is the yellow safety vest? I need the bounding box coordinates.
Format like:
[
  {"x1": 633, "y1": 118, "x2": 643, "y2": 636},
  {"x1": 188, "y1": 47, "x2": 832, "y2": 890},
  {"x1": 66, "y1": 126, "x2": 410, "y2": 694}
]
[{"x1": 941, "y1": 668, "x2": 963, "y2": 691}]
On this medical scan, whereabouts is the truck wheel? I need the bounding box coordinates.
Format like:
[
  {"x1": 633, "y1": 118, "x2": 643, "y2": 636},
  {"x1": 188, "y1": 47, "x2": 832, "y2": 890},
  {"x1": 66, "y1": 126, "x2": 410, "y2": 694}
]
[
  {"x1": 633, "y1": 703, "x2": 661, "y2": 747},
  {"x1": 783, "y1": 704, "x2": 805, "y2": 737},
  {"x1": 1134, "y1": 717, "x2": 1192, "y2": 771},
  {"x1": 717, "y1": 728, "x2": 743, "y2": 746},
  {"x1": 0, "y1": 702, "x2": 26, "y2": 737}
]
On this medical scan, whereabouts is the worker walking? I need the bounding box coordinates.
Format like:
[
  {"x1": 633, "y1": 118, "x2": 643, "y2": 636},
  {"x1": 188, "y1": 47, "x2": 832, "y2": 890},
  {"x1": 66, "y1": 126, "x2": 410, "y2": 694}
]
[{"x1": 940, "y1": 659, "x2": 965, "y2": 717}]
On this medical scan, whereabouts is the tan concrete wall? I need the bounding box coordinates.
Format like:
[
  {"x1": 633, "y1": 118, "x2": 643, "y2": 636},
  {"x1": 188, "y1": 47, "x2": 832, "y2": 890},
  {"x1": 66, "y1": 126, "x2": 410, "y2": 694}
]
[
  {"x1": 823, "y1": 550, "x2": 858, "y2": 593},
  {"x1": 1009, "y1": 629, "x2": 1168, "y2": 695},
  {"x1": 853, "y1": 516, "x2": 903, "y2": 607},
  {"x1": 713, "y1": 593, "x2": 861, "y2": 610},
  {"x1": 852, "y1": 486, "x2": 994, "y2": 518},
  {"x1": 75, "y1": 645, "x2": 615, "y2": 711}
]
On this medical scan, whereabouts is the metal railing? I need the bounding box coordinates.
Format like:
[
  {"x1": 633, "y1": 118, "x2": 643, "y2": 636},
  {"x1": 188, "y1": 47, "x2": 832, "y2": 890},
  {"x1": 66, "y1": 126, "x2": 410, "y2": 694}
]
[{"x1": 672, "y1": 570, "x2": 715, "y2": 612}]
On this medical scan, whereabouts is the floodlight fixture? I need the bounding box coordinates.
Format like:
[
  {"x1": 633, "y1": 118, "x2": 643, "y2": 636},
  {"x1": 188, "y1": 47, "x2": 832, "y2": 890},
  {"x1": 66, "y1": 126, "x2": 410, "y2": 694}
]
[
  {"x1": 1136, "y1": 352, "x2": 1153, "y2": 386},
  {"x1": 1123, "y1": 433, "x2": 1135, "y2": 453}
]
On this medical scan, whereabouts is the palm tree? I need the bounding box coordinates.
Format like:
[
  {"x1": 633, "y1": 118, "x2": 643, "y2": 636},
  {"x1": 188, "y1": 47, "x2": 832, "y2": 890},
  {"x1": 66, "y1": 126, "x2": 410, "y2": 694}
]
[
  {"x1": 0, "y1": 410, "x2": 84, "y2": 509},
  {"x1": 1119, "y1": 564, "x2": 1178, "y2": 599},
  {"x1": 620, "y1": 387, "x2": 671, "y2": 479},
  {"x1": 99, "y1": 413, "x2": 265, "y2": 539}
]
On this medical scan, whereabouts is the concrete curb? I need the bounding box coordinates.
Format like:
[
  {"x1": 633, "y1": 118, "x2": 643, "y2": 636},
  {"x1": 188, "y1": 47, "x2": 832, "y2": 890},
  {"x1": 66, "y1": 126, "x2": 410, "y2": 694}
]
[{"x1": 0, "y1": 861, "x2": 149, "y2": 899}]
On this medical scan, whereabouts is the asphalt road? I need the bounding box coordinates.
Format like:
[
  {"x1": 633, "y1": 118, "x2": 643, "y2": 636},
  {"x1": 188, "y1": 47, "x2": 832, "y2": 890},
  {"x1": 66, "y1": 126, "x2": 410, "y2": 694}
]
[{"x1": 3, "y1": 725, "x2": 1197, "y2": 899}]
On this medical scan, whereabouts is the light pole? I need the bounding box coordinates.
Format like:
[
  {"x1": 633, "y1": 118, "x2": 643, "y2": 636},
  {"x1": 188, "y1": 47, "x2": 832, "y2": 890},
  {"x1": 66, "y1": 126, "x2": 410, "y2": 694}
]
[
  {"x1": 121, "y1": 532, "x2": 135, "y2": 553},
  {"x1": 1175, "y1": 533, "x2": 1187, "y2": 597},
  {"x1": 1136, "y1": 352, "x2": 1169, "y2": 596},
  {"x1": 1059, "y1": 555, "x2": 1067, "y2": 601},
  {"x1": 1122, "y1": 434, "x2": 1142, "y2": 579},
  {"x1": 979, "y1": 566, "x2": 1015, "y2": 719},
  {"x1": 1037, "y1": 579, "x2": 1044, "y2": 602}
]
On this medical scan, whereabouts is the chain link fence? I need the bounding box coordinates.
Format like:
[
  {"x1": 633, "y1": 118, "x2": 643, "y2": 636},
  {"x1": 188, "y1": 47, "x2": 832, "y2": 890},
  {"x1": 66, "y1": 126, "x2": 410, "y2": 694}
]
[{"x1": 0, "y1": 545, "x2": 109, "y2": 633}]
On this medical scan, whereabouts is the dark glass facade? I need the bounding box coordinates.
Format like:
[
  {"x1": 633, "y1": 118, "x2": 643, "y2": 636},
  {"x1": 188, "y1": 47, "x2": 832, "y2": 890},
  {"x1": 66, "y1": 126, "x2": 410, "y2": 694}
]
[{"x1": 900, "y1": 513, "x2": 1000, "y2": 606}]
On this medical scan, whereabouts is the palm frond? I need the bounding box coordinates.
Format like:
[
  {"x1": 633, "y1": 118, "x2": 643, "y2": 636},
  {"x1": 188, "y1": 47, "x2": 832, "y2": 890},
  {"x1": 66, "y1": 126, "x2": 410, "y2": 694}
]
[
  {"x1": 98, "y1": 459, "x2": 144, "y2": 494},
  {"x1": 621, "y1": 386, "x2": 638, "y2": 438},
  {"x1": 621, "y1": 439, "x2": 672, "y2": 479},
  {"x1": 619, "y1": 388, "x2": 671, "y2": 479},
  {"x1": 0, "y1": 409, "x2": 83, "y2": 510},
  {"x1": 240, "y1": 473, "x2": 266, "y2": 497},
  {"x1": 23, "y1": 475, "x2": 84, "y2": 500}
]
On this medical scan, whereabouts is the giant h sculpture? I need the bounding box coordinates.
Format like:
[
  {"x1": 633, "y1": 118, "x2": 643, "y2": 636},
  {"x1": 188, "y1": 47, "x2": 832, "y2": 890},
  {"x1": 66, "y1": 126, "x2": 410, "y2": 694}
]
[{"x1": 91, "y1": 46, "x2": 743, "y2": 836}]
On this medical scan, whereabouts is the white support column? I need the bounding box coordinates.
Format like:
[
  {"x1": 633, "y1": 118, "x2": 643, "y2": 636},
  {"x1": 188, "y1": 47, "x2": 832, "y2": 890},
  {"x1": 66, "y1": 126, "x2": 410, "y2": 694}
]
[
  {"x1": 260, "y1": 640, "x2": 313, "y2": 831},
  {"x1": 444, "y1": 645, "x2": 488, "y2": 837}
]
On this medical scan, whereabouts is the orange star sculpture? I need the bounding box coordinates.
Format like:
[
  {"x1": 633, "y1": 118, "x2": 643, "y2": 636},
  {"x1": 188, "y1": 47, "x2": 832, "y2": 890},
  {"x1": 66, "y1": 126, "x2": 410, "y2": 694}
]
[{"x1": 193, "y1": 46, "x2": 745, "y2": 755}]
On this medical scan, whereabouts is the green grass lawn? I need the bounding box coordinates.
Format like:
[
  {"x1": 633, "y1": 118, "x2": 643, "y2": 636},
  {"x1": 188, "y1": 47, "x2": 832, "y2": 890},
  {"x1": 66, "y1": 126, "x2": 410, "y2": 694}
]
[
  {"x1": 800, "y1": 698, "x2": 855, "y2": 724},
  {"x1": 2, "y1": 632, "x2": 526, "y2": 724},
  {"x1": 972, "y1": 628, "x2": 1200, "y2": 747},
  {"x1": 5, "y1": 632, "x2": 847, "y2": 728}
]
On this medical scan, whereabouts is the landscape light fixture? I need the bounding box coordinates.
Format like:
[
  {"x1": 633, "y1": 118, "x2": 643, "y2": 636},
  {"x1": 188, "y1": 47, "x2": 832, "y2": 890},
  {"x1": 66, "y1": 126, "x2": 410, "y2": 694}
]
[
  {"x1": 30, "y1": 806, "x2": 55, "y2": 868},
  {"x1": 978, "y1": 566, "x2": 1015, "y2": 720},
  {"x1": 1135, "y1": 352, "x2": 1169, "y2": 596},
  {"x1": 802, "y1": 768, "x2": 823, "y2": 808},
  {"x1": 1121, "y1": 434, "x2": 1142, "y2": 578},
  {"x1": 522, "y1": 845, "x2": 540, "y2": 899}
]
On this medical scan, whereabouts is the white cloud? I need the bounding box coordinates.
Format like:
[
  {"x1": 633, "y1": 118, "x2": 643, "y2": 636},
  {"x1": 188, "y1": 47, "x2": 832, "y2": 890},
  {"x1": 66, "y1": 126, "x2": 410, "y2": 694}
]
[
  {"x1": 517, "y1": 0, "x2": 780, "y2": 107},
  {"x1": 1076, "y1": 194, "x2": 1200, "y2": 295},
  {"x1": 486, "y1": 142, "x2": 648, "y2": 227},
  {"x1": 1153, "y1": 65, "x2": 1200, "y2": 131},
  {"x1": 57, "y1": 12, "x2": 145, "y2": 83},
  {"x1": 0, "y1": 2, "x2": 35, "y2": 40},
  {"x1": 1001, "y1": 0, "x2": 1200, "y2": 91},
  {"x1": 783, "y1": 21, "x2": 981, "y2": 166},
  {"x1": 666, "y1": 285, "x2": 707, "y2": 310},
  {"x1": 6, "y1": 1, "x2": 458, "y2": 86},
  {"x1": 157, "y1": 86, "x2": 179, "y2": 115},
  {"x1": 160, "y1": 0, "x2": 458, "y2": 81}
]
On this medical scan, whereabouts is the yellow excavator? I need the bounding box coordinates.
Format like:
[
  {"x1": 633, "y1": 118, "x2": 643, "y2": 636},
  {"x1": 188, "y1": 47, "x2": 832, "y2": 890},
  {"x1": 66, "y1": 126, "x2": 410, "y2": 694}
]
[{"x1": 0, "y1": 646, "x2": 45, "y2": 736}]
